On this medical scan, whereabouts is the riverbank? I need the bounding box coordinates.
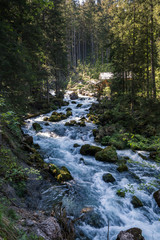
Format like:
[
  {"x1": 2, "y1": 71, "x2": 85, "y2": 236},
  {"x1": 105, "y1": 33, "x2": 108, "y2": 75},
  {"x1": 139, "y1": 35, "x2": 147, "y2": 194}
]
[{"x1": 0, "y1": 94, "x2": 75, "y2": 240}]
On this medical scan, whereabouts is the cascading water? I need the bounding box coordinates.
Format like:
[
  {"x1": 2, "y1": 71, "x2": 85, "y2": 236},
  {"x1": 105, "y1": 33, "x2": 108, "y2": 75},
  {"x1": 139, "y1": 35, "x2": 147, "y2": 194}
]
[{"x1": 22, "y1": 91, "x2": 160, "y2": 240}]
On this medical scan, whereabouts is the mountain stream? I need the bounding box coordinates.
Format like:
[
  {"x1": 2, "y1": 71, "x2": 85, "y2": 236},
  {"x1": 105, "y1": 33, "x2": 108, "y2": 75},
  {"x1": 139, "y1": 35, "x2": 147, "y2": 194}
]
[{"x1": 22, "y1": 91, "x2": 160, "y2": 240}]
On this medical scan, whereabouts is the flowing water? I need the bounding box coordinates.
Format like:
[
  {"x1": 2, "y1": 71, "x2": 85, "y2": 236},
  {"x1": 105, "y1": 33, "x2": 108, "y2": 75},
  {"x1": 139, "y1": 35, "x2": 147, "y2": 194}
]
[{"x1": 22, "y1": 91, "x2": 160, "y2": 240}]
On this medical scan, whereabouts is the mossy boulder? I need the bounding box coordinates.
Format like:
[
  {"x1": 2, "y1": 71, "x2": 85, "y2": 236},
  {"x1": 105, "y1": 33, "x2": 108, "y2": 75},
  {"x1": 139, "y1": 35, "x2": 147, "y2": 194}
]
[
  {"x1": 103, "y1": 173, "x2": 115, "y2": 183},
  {"x1": 80, "y1": 144, "x2": 102, "y2": 156},
  {"x1": 74, "y1": 143, "x2": 80, "y2": 148},
  {"x1": 77, "y1": 103, "x2": 82, "y2": 108},
  {"x1": 117, "y1": 164, "x2": 128, "y2": 172},
  {"x1": 32, "y1": 123, "x2": 42, "y2": 132},
  {"x1": 66, "y1": 107, "x2": 72, "y2": 111},
  {"x1": 95, "y1": 146, "x2": 118, "y2": 163},
  {"x1": 48, "y1": 112, "x2": 67, "y2": 122},
  {"x1": 65, "y1": 120, "x2": 77, "y2": 126},
  {"x1": 43, "y1": 117, "x2": 49, "y2": 121},
  {"x1": 49, "y1": 164, "x2": 73, "y2": 183},
  {"x1": 66, "y1": 110, "x2": 72, "y2": 117},
  {"x1": 116, "y1": 190, "x2": 125, "y2": 198},
  {"x1": 116, "y1": 228, "x2": 145, "y2": 240},
  {"x1": 153, "y1": 190, "x2": 160, "y2": 207},
  {"x1": 78, "y1": 120, "x2": 86, "y2": 127},
  {"x1": 131, "y1": 196, "x2": 143, "y2": 208}
]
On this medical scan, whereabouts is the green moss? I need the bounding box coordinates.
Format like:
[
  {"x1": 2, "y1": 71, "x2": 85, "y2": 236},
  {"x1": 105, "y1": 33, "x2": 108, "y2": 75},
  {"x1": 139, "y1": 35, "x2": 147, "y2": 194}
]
[
  {"x1": 48, "y1": 112, "x2": 67, "y2": 122},
  {"x1": 32, "y1": 123, "x2": 42, "y2": 132},
  {"x1": 78, "y1": 120, "x2": 86, "y2": 127},
  {"x1": 117, "y1": 164, "x2": 128, "y2": 172},
  {"x1": 95, "y1": 146, "x2": 118, "y2": 163},
  {"x1": 65, "y1": 120, "x2": 77, "y2": 126},
  {"x1": 80, "y1": 144, "x2": 102, "y2": 156},
  {"x1": 77, "y1": 104, "x2": 82, "y2": 108},
  {"x1": 101, "y1": 133, "x2": 128, "y2": 149},
  {"x1": 116, "y1": 190, "x2": 125, "y2": 198},
  {"x1": 66, "y1": 110, "x2": 72, "y2": 117},
  {"x1": 49, "y1": 164, "x2": 73, "y2": 183}
]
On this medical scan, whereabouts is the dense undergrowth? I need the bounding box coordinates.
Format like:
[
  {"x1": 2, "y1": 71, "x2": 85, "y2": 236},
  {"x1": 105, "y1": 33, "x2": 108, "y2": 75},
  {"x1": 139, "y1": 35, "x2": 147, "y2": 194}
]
[{"x1": 89, "y1": 94, "x2": 160, "y2": 161}]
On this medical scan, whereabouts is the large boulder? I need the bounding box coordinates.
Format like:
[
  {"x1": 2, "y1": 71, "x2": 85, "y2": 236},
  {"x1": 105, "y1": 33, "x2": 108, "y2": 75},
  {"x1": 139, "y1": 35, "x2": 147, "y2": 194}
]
[
  {"x1": 95, "y1": 146, "x2": 118, "y2": 163},
  {"x1": 102, "y1": 173, "x2": 115, "y2": 183},
  {"x1": 131, "y1": 196, "x2": 143, "y2": 208},
  {"x1": 80, "y1": 144, "x2": 102, "y2": 156},
  {"x1": 153, "y1": 190, "x2": 160, "y2": 207},
  {"x1": 35, "y1": 217, "x2": 63, "y2": 240},
  {"x1": 116, "y1": 228, "x2": 145, "y2": 240},
  {"x1": 49, "y1": 164, "x2": 73, "y2": 183},
  {"x1": 70, "y1": 92, "x2": 78, "y2": 100},
  {"x1": 48, "y1": 112, "x2": 67, "y2": 122},
  {"x1": 117, "y1": 164, "x2": 128, "y2": 172}
]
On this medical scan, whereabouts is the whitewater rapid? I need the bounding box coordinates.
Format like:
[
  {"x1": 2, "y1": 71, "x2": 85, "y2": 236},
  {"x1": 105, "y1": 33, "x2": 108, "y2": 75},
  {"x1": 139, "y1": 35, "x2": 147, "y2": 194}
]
[{"x1": 22, "y1": 91, "x2": 160, "y2": 240}]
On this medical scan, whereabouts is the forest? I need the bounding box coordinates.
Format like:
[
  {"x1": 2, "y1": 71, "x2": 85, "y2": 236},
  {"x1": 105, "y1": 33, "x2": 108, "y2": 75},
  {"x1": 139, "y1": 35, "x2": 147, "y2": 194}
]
[{"x1": 0, "y1": 0, "x2": 160, "y2": 240}]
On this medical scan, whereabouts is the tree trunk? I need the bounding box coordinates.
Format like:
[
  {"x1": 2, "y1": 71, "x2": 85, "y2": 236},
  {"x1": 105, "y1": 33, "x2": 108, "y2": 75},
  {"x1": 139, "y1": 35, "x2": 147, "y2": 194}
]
[
  {"x1": 146, "y1": 17, "x2": 150, "y2": 99},
  {"x1": 150, "y1": 0, "x2": 156, "y2": 99}
]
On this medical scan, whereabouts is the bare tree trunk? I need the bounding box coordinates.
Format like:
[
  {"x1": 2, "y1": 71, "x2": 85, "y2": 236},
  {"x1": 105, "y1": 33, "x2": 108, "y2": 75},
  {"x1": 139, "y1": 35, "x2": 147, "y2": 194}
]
[
  {"x1": 91, "y1": 33, "x2": 94, "y2": 64},
  {"x1": 146, "y1": 18, "x2": 150, "y2": 99},
  {"x1": 150, "y1": 0, "x2": 156, "y2": 99},
  {"x1": 79, "y1": 32, "x2": 81, "y2": 61},
  {"x1": 47, "y1": 78, "x2": 49, "y2": 105},
  {"x1": 83, "y1": 40, "x2": 85, "y2": 64},
  {"x1": 73, "y1": 26, "x2": 76, "y2": 66},
  {"x1": 131, "y1": 1, "x2": 136, "y2": 113}
]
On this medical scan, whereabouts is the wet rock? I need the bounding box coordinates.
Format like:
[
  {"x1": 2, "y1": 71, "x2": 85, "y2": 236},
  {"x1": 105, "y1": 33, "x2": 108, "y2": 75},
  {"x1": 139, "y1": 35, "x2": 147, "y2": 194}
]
[
  {"x1": 49, "y1": 164, "x2": 73, "y2": 183},
  {"x1": 48, "y1": 112, "x2": 67, "y2": 122},
  {"x1": 95, "y1": 146, "x2": 118, "y2": 163},
  {"x1": 71, "y1": 101, "x2": 77, "y2": 104},
  {"x1": 77, "y1": 103, "x2": 82, "y2": 108},
  {"x1": 45, "y1": 122, "x2": 49, "y2": 126},
  {"x1": 32, "y1": 123, "x2": 42, "y2": 132},
  {"x1": 80, "y1": 144, "x2": 102, "y2": 156},
  {"x1": 116, "y1": 190, "x2": 125, "y2": 198},
  {"x1": 102, "y1": 173, "x2": 115, "y2": 183},
  {"x1": 70, "y1": 92, "x2": 78, "y2": 100},
  {"x1": 74, "y1": 143, "x2": 80, "y2": 148},
  {"x1": 78, "y1": 120, "x2": 86, "y2": 127},
  {"x1": 65, "y1": 120, "x2": 77, "y2": 126},
  {"x1": 138, "y1": 153, "x2": 148, "y2": 160},
  {"x1": 23, "y1": 135, "x2": 33, "y2": 145},
  {"x1": 116, "y1": 227, "x2": 145, "y2": 240},
  {"x1": 117, "y1": 164, "x2": 128, "y2": 172},
  {"x1": 37, "y1": 217, "x2": 63, "y2": 240},
  {"x1": 25, "y1": 219, "x2": 34, "y2": 227},
  {"x1": 43, "y1": 117, "x2": 49, "y2": 121},
  {"x1": 131, "y1": 196, "x2": 143, "y2": 208},
  {"x1": 66, "y1": 107, "x2": 72, "y2": 111},
  {"x1": 153, "y1": 190, "x2": 160, "y2": 207},
  {"x1": 66, "y1": 110, "x2": 72, "y2": 117}
]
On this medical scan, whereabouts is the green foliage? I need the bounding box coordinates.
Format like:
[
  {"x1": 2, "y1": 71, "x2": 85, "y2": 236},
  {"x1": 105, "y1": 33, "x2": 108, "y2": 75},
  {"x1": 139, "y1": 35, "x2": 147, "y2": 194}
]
[{"x1": 1, "y1": 111, "x2": 21, "y2": 138}]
